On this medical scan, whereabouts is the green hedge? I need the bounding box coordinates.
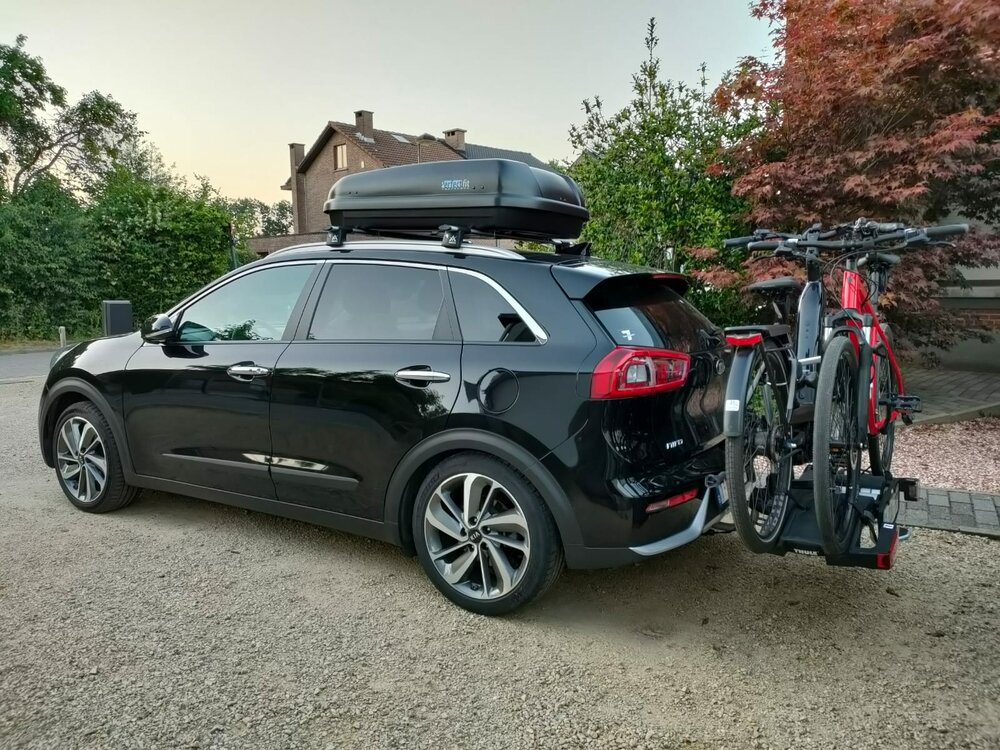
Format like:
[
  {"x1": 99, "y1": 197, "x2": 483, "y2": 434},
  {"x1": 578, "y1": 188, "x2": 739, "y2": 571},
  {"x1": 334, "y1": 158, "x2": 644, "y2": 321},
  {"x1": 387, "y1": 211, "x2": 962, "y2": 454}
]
[{"x1": 0, "y1": 175, "x2": 232, "y2": 340}]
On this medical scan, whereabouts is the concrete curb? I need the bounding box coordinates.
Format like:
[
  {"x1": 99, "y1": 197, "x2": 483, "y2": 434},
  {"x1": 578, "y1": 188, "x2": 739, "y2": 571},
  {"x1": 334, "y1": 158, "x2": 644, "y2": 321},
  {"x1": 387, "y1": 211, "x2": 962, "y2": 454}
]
[
  {"x1": 912, "y1": 400, "x2": 1000, "y2": 425},
  {"x1": 903, "y1": 522, "x2": 1000, "y2": 540}
]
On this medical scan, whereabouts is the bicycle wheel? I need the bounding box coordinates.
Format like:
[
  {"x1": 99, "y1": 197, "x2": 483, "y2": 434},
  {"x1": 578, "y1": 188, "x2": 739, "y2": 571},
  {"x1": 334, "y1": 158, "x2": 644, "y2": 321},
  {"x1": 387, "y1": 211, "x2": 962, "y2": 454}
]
[
  {"x1": 868, "y1": 327, "x2": 896, "y2": 475},
  {"x1": 725, "y1": 347, "x2": 793, "y2": 554},
  {"x1": 813, "y1": 335, "x2": 863, "y2": 557}
]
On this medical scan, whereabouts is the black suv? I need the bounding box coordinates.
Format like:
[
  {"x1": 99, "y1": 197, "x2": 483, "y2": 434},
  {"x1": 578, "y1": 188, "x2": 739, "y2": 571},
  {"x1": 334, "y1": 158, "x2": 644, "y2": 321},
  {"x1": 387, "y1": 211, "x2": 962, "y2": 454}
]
[{"x1": 38, "y1": 160, "x2": 729, "y2": 614}]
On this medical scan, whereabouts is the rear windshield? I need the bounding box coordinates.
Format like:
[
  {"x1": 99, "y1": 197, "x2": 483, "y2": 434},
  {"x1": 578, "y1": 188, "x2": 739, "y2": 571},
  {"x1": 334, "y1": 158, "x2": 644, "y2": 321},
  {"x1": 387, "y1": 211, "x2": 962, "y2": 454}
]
[{"x1": 585, "y1": 277, "x2": 718, "y2": 352}]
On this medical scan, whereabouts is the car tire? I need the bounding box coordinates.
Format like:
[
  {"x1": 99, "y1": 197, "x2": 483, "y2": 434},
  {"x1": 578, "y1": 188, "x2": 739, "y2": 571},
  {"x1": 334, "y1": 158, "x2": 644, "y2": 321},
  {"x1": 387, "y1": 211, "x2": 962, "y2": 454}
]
[
  {"x1": 52, "y1": 402, "x2": 138, "y2": 513},
  {"x1": 412, "y1": 452, "x2": 563, "y2": 615}
]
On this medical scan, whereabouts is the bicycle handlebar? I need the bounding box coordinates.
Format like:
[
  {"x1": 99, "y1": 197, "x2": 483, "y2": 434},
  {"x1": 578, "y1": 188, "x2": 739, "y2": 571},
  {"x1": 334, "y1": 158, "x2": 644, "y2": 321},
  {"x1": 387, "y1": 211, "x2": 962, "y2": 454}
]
[
  {"x1": 727, "y1": 221, "x2": 970, "y2": 258},
  {"x1": 746, "y1": 240, "x2": 781, "y2": 251},
  {"x1": 925, "y1": 223, "x2": 969, "y2": 239},
  {"x1": 723, "y1": 235, "x2": 757, "y2": 248}
]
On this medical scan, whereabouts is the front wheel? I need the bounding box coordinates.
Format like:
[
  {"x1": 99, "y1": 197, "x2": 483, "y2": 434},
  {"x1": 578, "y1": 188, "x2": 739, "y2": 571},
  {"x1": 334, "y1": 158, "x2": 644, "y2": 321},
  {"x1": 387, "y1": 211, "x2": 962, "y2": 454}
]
[
  {"x1": 813, "y1": 335, "x2": 863, "y2": 557},
  {"x1": 725, "y1": 347, "x2": 793, "y2": 554},
  {"x1": 413, "y1": 453, "x2": 564, "y2": 616},
  {"x1": 53, "y1": 402, "x2": 138, "y2": 513}
]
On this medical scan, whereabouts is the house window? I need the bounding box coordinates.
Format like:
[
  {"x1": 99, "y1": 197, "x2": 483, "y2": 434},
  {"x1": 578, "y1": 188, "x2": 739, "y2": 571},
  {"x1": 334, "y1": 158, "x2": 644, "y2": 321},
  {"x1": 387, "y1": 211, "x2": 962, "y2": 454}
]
[{"x1": 334, "y1": 144, "x2": 347, "y2": 170}]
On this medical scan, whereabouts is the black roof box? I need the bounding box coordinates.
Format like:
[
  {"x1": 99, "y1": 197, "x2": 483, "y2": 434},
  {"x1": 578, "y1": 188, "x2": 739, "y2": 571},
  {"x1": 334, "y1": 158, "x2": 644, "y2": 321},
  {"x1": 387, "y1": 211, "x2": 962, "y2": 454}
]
[{"x1": 324, "y1": 159, "x2": 588, "y2": 243}]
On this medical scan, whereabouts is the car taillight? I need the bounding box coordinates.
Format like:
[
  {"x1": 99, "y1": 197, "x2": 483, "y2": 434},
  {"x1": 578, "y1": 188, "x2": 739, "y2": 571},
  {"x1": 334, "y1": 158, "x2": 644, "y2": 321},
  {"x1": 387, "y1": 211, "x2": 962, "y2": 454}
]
[{"x1": 590, "y1": 347, "x2": 690, "y2": 399}]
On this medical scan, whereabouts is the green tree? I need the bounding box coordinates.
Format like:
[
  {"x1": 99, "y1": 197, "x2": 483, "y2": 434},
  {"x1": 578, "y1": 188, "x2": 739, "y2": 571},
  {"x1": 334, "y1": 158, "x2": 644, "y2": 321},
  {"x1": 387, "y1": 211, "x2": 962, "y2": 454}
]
[
  {"x1": 568, "y1": 19, "x2": 758, "y2": 324},
  {"x1": 222, "y1": 197, "x2": 292, "y2": 243},
  {"x1": 716, "y1": 0, "x2": 1000, "y2": 353},
  {"x1": 0, "y1": 176, "x2": 100, "y2": 338},
  {"x1": 0, "y1": 35, "x2": 139, "y2": 198},
  {"x1": 87, "y1": 171, "x2": 232, "y2": 322}
]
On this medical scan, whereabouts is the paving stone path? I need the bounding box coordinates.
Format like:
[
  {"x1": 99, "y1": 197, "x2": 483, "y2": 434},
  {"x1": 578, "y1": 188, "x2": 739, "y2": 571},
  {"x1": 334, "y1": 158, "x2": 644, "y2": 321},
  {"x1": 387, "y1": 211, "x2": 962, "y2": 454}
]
[
  {"x1": 898, "y1": 486, "x2": 1000, "y2": 538},
  {"x1": 905, "y1": 367, "x2": 1000, "y2": 424}
]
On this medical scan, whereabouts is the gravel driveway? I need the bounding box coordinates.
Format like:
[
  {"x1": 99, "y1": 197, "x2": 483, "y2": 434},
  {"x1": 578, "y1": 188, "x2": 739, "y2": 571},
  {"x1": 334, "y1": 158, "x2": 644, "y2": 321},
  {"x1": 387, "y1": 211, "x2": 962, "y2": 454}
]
[
  {"x1": 894, "y1": 417, "x2": 1000, "y2": 496},
  {"x1": 1, "y1": 377, "x2": 998, "y2": 749}
]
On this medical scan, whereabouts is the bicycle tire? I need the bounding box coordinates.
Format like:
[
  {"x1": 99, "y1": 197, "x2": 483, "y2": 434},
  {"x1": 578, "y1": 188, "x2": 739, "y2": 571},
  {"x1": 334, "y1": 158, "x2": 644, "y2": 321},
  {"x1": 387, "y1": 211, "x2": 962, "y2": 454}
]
[
  {"x1": 813, "y1": 335, "x2": 863, "y2": 557},
  {"x1": 725, "y1": 346, "x2": 793, "y2": 553},
  {"x1": 868, "y1": 326, "x2": 896, "y2": 475}
]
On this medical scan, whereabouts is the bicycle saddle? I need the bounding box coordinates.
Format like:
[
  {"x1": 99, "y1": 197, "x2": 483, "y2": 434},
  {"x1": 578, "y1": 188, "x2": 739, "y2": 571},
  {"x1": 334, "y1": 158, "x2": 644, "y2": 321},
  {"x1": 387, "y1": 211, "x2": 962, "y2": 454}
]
[{"x1": 745, "y1": 277, "x2": 803, "y2": 295}]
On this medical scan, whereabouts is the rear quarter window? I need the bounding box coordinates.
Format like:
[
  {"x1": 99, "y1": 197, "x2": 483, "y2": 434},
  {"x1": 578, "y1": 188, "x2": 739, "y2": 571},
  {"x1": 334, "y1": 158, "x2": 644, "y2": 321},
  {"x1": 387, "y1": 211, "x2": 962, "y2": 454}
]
[{"x1": 585, "y1": 277, "x2": 717, "y2": 352}]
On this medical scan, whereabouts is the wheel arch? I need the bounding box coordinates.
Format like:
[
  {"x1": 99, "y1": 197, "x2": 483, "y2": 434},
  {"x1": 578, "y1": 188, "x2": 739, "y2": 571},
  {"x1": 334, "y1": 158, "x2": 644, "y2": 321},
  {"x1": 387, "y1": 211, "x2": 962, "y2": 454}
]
[
  {"x1": 384, "y1": 429, "x2": 583, "y2": 557},
  {"x1": 39, "y1": 378, "x2": 134, "y2": 478}
]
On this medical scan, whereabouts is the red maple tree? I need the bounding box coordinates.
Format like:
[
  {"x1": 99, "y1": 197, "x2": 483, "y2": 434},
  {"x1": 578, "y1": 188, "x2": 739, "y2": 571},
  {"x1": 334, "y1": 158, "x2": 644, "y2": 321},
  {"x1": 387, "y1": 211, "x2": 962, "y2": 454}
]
[{"x1": 708, "y1": 0, "x2": 1000, "y2": 353}]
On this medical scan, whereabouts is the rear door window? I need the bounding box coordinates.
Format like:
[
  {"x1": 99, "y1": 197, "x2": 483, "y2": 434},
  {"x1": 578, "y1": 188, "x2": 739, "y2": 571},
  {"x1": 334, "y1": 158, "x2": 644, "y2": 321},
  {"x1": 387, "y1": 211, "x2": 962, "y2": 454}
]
[
  {"x1": 449, "y1": 271, "x2": 538, "y2": 343},
  {"x1": 585, "y1": 276, "x2": 717, "y2": 352},
  {"x1": 308, "y1": 264, "x2": 453, "y2": 341}
]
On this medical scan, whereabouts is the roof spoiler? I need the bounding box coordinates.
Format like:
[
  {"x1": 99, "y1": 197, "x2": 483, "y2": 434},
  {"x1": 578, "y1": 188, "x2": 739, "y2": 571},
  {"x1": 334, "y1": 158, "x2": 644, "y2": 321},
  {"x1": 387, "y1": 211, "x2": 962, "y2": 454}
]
[{"x1": 552, "y1": 266, "x2": 691, "y2": 298}]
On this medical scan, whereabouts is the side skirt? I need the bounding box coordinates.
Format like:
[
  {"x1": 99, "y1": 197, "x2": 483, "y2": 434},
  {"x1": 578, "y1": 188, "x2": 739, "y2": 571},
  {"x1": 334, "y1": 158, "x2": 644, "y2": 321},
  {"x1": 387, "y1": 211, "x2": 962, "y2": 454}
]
[{"x1": 131, "y1": 475, "x2": 398, "y2": 545}]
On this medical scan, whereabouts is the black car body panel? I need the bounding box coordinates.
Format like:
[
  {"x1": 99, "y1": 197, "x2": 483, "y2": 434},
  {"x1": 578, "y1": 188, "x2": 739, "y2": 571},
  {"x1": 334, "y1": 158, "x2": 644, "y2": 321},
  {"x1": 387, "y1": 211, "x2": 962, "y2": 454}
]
[{"x1": 38, "y1": 240, "x2": 729, "y2": 569}]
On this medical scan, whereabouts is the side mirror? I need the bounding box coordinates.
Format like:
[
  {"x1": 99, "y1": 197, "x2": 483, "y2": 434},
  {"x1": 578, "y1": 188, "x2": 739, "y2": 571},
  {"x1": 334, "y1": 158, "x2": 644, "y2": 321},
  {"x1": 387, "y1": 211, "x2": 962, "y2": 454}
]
[{"x1": 141, "y1": 313, "x2": 175, "y2": 343}]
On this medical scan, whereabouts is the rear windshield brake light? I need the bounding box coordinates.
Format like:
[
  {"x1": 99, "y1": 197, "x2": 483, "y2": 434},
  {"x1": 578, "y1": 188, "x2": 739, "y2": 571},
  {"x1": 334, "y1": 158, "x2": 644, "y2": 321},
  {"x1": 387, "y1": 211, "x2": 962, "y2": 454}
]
[{"x1": 590, "y1": 347, "x2": 690, "y2": 399}]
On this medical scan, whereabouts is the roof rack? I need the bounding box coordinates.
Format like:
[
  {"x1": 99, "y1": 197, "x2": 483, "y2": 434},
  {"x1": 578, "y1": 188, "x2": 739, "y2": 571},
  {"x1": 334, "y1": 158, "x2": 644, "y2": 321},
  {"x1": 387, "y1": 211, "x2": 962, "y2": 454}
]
[{"x1": 323, "y1": 159, "x2": 589, "y2": 251}]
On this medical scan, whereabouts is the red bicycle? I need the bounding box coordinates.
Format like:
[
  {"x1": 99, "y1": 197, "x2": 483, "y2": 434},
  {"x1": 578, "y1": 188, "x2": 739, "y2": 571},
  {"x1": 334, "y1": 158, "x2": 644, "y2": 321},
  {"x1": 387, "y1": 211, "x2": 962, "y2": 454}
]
[{"x1": 722, "y1": 219, "x2": 968, "y2": 560}]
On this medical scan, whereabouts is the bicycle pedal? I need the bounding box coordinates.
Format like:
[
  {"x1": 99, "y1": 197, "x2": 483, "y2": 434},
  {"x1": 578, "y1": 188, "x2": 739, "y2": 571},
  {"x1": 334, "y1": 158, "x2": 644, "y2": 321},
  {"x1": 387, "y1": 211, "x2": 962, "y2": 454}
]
[{"x1": 882, "y1": 395, "x2": 922, "y2": 413}]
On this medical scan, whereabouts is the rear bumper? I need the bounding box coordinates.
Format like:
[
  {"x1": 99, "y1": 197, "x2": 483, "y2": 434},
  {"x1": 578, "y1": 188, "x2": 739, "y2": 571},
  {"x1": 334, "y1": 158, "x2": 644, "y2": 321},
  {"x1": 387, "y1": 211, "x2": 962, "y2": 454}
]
[{"x1": 563, "y1": 483, "x2": 729, "y2": 569}]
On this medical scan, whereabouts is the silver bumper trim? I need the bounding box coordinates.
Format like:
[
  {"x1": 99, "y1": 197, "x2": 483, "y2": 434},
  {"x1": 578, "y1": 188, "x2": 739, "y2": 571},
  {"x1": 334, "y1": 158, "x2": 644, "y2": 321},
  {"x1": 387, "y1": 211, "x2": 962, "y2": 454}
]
[{"x1": 628, "y1": 484, "x2": 729, "y2": 557}]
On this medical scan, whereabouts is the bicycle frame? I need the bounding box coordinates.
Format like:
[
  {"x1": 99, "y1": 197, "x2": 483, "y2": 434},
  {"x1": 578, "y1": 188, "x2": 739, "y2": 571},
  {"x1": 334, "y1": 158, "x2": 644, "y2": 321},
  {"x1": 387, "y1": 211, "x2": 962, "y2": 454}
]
[{"x1": 839, "y1": 265, "x2": 904, "y2": 435}]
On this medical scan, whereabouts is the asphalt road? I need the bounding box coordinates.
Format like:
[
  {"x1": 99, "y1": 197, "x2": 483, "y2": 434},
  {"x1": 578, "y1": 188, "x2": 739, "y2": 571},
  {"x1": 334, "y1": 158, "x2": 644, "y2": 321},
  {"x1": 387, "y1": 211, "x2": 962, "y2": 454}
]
[
  {"x1": 0, "y1": 350, "x2": 54, "y2": 381},
  {"x1": 1, "y1": 375, "x2": 998, "y2": 749}
]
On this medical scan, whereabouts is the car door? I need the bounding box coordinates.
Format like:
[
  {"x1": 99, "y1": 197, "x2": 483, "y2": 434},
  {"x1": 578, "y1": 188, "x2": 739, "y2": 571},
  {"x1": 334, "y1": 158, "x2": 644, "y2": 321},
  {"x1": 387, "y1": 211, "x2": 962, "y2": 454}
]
[
  {"x1": 269, "y1": 260, "x2": 462, "y2": 518},
  {"x1": 123, "y1": 261, "x2": 320, "y2": 498}
]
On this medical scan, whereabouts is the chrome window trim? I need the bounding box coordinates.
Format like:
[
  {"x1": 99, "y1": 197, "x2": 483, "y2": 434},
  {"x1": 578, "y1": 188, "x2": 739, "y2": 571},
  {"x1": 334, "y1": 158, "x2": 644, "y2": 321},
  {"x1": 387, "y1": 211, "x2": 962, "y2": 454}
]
[
  {"x1": 447, "y1": 266, "x2": 548, "y2": 344},
  {"x1": 313, "y1": 259, "x2": 548, "y2": 345},
  {"x1": 166, "y1": 260, "x2": 320, "y2": 317}
]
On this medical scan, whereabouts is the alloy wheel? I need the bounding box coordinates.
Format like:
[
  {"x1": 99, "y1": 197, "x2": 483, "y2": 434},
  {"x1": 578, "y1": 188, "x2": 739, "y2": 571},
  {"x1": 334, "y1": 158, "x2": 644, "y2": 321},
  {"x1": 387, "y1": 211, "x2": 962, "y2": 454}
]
[
  {"x1": 423, "y1": 473, "x2": 530, "y2": 600},
  {"x1": 56, "y1": 416, "x2": 108, "y2": 504}
]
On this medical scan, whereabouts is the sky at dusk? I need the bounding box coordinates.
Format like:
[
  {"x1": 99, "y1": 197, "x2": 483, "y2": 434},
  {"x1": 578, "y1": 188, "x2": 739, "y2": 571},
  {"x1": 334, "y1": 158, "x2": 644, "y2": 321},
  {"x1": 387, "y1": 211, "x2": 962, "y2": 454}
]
[{"x1": 2, "y1": 0, "x2": 773, "y2": 203}]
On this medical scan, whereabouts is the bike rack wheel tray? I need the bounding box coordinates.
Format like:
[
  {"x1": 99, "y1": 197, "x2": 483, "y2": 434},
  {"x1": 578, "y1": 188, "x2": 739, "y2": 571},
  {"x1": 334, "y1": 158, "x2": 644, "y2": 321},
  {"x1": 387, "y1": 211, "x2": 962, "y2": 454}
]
[{"x1": 771, "y1": 470, "x2": 918, "y2": 569}]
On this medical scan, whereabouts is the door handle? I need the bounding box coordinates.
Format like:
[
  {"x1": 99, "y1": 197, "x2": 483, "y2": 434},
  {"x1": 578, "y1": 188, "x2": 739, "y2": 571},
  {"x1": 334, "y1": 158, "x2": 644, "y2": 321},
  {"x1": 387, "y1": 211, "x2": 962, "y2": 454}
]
[
  {"x1": 227, "y1": 364, "x2": 272, "y2": 381},
  {"x1": 394, "y1": 368, "x2": 451, "y2": 385}
]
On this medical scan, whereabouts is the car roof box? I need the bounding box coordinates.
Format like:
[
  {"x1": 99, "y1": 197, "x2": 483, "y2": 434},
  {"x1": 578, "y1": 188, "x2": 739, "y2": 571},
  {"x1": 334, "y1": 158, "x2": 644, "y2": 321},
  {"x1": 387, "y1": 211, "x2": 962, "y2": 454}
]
[{"x1": 324, "y1": 159, "x2": 588, "y2": 244}]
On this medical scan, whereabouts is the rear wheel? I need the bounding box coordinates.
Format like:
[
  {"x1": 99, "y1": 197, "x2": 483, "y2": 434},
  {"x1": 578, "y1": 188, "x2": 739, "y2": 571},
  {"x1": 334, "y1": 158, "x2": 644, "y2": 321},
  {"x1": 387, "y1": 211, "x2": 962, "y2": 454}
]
[
  {"x1": 813, "y1": 335, "x2": 862, "y2": 557},
  {"x1": 725, "y1": 347, "x2": 793, "y2": 553},
  {"x1": 413, "y1": 453, "x2": 563, "y2": 616}
]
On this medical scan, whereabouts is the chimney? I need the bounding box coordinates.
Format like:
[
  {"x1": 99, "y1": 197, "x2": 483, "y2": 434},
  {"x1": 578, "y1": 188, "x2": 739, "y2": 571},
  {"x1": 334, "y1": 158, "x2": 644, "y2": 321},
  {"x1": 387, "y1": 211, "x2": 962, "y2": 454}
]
[
  {"x1": 443, "y1": 128, "x2": 467, "y2": 152},
  {"x1": 354, "y1": 109, "x2": 374, "y2": 139},
  {"x1": 288, "y1": 143, "x2": 307, "y2": 234},
  {"x1": 289, "y1": 142, "x2": 304, "y2": 171}
]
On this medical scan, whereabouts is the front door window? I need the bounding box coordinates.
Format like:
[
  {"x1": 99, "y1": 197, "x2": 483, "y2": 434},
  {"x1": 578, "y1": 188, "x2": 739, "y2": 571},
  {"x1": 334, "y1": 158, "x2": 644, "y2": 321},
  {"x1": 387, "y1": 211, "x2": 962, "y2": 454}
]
[{"x1": 177, "y1": 264, "x2": 315, "y2": 342}]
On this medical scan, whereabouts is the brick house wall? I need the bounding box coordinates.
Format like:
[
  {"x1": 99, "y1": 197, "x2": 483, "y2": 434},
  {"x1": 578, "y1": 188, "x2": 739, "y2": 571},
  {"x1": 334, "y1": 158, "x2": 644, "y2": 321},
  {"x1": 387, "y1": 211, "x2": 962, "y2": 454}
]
[
  {"x1": 246, "y1": 232, "x2": 328, "y2": 256},
  {"x1": 299, "y1": 134, "x2": 382, "y2": 233}
]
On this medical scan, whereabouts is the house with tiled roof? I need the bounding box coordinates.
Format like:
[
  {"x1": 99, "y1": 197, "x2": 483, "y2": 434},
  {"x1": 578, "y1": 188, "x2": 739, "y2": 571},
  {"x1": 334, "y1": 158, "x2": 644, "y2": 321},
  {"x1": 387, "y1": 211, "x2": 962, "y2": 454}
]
[{"x1": 275, "y1": 110, "x2": 552, "y2": 242}]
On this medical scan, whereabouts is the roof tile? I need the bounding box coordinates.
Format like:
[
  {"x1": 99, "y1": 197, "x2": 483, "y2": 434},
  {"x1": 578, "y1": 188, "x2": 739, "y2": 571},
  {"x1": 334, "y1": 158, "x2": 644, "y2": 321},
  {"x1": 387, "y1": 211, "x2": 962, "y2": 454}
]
[{"x1": 329, "y1": 122, "x2": 463, "y2": 167}]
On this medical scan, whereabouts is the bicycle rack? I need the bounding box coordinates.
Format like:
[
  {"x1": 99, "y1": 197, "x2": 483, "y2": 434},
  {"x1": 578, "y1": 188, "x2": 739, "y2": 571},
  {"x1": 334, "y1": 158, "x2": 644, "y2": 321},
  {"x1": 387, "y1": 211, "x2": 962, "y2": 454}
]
[{"x1": 768, "y1": 469, "x2": 919, "y2": 569}]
